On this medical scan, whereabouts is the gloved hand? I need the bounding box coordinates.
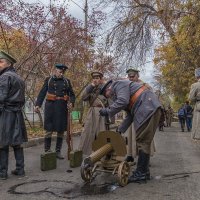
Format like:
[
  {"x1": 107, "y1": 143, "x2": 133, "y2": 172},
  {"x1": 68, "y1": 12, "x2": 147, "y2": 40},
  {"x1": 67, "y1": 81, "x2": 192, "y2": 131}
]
[
  {"x1": 34, "y1": 106, "x2": 40, "y2": 113},
  {"x1": 99, "y1": 108, "x2": 108, "y2": 116},
  {"x1": 116, "y1": 127, "x2": 122, "y2": 134}
]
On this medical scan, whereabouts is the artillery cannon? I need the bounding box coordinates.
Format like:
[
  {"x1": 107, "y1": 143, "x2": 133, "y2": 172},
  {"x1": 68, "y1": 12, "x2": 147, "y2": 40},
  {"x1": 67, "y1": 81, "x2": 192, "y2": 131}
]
[{"x1": 80, "y1": 131, "x2": 130, "y2": 186}]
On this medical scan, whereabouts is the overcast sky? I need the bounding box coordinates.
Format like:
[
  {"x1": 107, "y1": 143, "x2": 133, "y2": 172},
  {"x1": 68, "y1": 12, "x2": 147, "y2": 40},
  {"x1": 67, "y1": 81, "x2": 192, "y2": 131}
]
[
  {"x1": 22, "y1": 0, "x2": 154, "y2": 84},
  {"x1": 24, "y1": 0, "x2": 85, "y2": 20}
]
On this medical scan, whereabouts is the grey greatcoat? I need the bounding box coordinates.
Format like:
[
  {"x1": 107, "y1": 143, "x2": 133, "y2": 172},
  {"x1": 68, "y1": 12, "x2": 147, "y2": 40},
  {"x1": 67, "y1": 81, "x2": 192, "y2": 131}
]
[
  {"x1": 124, "y1": 80, "x2": 156, "y2": 158},
  {"x1": 189, "y1": 80, "x2": 200, "y2": 139},
  {"x1": 102, "y1": 80, "x2": 161, "y2": 154},
  {"x1": 0, "y1": 67, "x2": 27, "y2": 146},
  {"x1": 78, "y1": 84, "x2": 108, "y2": 155},
  {"x1": 106, "y1": 80, "x2": 161, "y2": 132}
]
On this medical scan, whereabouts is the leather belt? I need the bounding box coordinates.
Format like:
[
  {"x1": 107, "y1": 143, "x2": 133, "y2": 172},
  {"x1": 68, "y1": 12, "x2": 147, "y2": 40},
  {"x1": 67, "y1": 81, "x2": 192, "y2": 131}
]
[
  {"x1": 128, "y1": 85, "x2": 148, "y2": 110},
  {"x1": 91, "y1": 104, "x2": 103, "y2": 108},
  {"x1": 55, "y1": 96, "x2": 68, "y2": 100},
  {"x1": 46, "y1": 93, "x2": 69, "y2": 101}
]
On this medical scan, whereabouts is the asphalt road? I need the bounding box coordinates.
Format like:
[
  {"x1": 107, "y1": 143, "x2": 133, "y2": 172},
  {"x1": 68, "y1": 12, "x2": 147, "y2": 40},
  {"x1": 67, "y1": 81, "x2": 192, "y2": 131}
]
[{"x1": 1, "y1": 122, "x2": 200, "y2": 200}]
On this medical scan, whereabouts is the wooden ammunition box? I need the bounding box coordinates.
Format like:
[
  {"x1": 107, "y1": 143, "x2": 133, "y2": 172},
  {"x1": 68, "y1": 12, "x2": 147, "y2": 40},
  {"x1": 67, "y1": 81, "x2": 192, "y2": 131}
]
[
  {"x1": 69, "y1": 150, "x2": 83, "y2": 168},
  {"x1": 40, "y1": 152, "x2": 57, "y2": 171}
]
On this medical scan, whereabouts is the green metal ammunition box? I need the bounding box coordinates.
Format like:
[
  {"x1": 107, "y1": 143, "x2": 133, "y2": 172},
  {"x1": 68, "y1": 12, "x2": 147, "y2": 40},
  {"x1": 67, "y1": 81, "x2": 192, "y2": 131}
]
[
  {"x1": 40, "y1": 152, "x2": 57, "y2": 171},
  {"x1": 69, "y1": 150, "x2": 83, "y2": 168}
]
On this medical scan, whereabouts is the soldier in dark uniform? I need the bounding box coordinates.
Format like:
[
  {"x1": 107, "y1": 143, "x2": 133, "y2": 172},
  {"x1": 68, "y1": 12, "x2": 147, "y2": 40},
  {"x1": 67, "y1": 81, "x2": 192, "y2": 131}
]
[
  {"x1": 99, "y1": 80, "x2": 161, "y2": 183},
  {"x1": 35, "y1": 64, "x2": 75, "y2": 159},
  {"x1": 0, "y1": 50, "x2": 27, "y2": 180}
]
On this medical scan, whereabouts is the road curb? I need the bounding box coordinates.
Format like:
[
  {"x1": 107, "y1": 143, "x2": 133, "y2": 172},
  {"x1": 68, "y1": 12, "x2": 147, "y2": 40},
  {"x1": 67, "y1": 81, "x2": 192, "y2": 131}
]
[
  {"x1": 23, "y1": 124, "x2": 117, "y2": 149},
  {"x1": 23, "y1": 131, "x2": 81, "y2": 148}
]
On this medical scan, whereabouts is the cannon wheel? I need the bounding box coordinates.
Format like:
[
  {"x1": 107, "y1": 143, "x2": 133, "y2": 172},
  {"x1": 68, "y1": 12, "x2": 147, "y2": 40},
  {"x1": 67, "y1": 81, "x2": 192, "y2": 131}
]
[
  {"x1": 80, "y1": 164, "x2": 93, "y2": 182},
  {"x1": 117, "y1": 161, "x2": 130, "y2": 186}
]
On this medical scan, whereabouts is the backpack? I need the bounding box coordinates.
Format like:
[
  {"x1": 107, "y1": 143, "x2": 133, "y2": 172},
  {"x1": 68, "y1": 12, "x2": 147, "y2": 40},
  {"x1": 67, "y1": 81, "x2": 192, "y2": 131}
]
[
  {"x1": 178, "y1": 108, "x2": 185, "y2": 117},
  {"x1": 185, "y1": 105, "x2": 193, "y2": 117}
]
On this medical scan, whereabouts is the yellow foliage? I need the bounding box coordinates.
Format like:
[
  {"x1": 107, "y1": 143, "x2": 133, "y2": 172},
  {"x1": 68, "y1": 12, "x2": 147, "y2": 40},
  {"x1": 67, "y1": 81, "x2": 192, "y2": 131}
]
[
  {"x1": 154, "y1": 5, "x2": 200, "y2": 103},
  {"x1": 0, "y1": 29, "x2": 29, "y2": 60}
]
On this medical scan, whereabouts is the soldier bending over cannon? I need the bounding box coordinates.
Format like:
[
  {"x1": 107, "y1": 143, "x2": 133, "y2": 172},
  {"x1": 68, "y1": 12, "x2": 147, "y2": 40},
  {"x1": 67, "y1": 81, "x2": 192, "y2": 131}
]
[{"x1": 99, "y1": 80, "x2": 161, "y2": 183}]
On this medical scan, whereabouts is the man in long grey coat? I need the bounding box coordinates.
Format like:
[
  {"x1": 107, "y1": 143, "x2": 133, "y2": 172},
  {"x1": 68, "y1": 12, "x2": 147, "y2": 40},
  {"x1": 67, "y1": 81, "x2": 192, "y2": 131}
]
[
  {"x1": 78, "y1": 71, "x2": 108, "y2": 155},
  {"x1": 189, "y1": 68, "x2": 200, "y2": 139},
  {"x1": 99, "y1": 80, "x2": 161, "y2": 183},
  {"x1": 124, "y1": 68, "x2": 156, "y2": 163},
  {"x1": 0, "y1": 50, "x2": 27, "y2": 180}
]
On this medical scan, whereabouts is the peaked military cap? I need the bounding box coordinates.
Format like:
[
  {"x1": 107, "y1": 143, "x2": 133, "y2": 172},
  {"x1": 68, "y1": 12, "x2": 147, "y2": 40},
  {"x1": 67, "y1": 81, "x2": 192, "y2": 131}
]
[
  {"x1": 0, "y1": 50, "x2": 17, "y2": 64},
  {"x1": 55, "y1": 63, "x2": 68, "y2": 70},
  {"x1": 195, "y1": 68, "x2": 200, "y2": 78},
  {"x1": 100, "y1": 80, "x2": 113, "y2": 95},
  {"x1": 126, "y1": 68, "x2": 140, "y2": 74},
  {"x1": 91, "y1": 71, "x2": 103, "y2": 78}
]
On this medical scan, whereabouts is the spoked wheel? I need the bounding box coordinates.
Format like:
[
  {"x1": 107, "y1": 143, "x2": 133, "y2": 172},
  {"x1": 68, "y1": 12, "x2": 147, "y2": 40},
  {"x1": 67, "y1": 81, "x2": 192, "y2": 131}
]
[
  {"x1": 80, "y1": 163, "x2": 93, "y2": 182},
  {"x1": 117, "y1": 161, "x2": 130, "y2": 186}
]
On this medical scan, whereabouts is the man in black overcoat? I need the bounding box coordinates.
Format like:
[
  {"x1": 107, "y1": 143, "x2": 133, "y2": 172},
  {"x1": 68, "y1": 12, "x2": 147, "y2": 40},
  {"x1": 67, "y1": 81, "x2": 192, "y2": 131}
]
[
  {"x1": 0, "y1": 50, "x2": 27, "y2": 180},
  {"x1": 35, "y1": 64, "x2": 75, "y2": 159}
]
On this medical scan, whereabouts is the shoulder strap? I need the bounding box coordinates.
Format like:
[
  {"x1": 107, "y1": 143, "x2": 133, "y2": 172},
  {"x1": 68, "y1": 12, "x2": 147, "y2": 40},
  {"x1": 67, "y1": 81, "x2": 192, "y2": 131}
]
[
  {"x1": 89, "y1": 87, "x2": 101, "y2": 107},
  {"x1": 47, "y1": 76, "x2": 53, "y2": 88},
  {"x1": 63, "y1": 77, "x2": 69, "y2": 88}
]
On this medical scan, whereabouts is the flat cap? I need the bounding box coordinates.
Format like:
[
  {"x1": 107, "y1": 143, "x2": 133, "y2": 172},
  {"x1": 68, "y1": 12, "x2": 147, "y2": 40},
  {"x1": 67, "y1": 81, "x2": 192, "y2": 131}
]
[
  {"x1": 99, "y1": 80, "x2": 113, "y2": 95},
  {"x1": 126, "y1": 68, "x2": 140, "y2": 74},
  {"x1": 55, "y1": 63, "x2": 68, "y2": 70},
  {"x1": 91, "y1": 71, "x2": 103, "y2": 78},
  {"x1": 0, "y1": 50, "x2": 17, "y2": 64}
]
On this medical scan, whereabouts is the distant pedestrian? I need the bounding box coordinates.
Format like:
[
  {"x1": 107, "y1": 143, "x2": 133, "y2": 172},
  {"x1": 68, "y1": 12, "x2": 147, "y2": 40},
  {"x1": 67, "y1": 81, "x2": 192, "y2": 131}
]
[
  {"x1": 178, "y1": 104, "x2": 186, "y2": 132},
  {"x1": 184, "y1": 101, "x2": 193, "y2": 132},
  {"x1": 158, "y1": 106, "x2": 166, "y2": 131},
  {"x1": 189, "y1": 68, "x2": 200, "y2": 139},
  {"x1": 165, "y1": 106, "x2": 174, "y2": 127}
]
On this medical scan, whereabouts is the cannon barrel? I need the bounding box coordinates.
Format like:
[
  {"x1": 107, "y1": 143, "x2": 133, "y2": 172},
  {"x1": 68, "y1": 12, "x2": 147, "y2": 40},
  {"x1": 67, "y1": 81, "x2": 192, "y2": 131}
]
[
  {"x1": 83, "y1": 143, "x2": 113, "y2": 167},
  {"x1": 90, "y1": 143, "x2": 113, "y2": 163}
]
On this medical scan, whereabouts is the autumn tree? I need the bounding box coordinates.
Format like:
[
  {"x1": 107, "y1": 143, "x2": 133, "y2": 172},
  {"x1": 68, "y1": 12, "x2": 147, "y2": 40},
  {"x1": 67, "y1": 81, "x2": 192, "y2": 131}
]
[
  {"x1": 0, "y1": 0, "x2": 112, "y2": 126},
  {"x1": 92, "y1": 0, "x2": 198, "y2": 69},
  {"x1": 154, "y1": 2, "x2": 200, "y2": 103}
]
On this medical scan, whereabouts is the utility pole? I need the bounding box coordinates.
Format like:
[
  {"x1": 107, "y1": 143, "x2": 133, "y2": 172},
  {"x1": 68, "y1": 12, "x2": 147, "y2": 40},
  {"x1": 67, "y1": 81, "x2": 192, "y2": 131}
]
[{"x1": 84, "y1": 0, "x2": 88, "y2": 44}]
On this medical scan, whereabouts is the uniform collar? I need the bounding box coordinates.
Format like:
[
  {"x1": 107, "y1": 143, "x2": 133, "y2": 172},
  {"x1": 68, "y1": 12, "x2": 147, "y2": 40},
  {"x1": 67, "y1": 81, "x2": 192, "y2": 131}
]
[
  {"x1": 52, "y1": 75, "x2": 64, "y2": 80},
  {"x1": 0, "y1": 66, "x2": 14, "y2": 76}
]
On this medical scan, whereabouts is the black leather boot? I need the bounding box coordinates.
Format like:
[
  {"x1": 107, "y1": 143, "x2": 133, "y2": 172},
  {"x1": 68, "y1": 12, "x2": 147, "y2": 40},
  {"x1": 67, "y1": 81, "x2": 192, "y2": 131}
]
[
  {"x1": 125, "y1": 155, "x2": 135, "y2": 163},
  {"x1": 55, "y1": 137, "x2": 64, "y2": 159},
  {"x1": 11, "y1": 146, "x2": 25, "y2": 176},
  {"x1": 128, "y1": 150, "x2": 150, "y2": 183},
  {"x1": 146, "y1": 168, "x2": 151, "y2": 180},
  {"x1": 0, "y1": 146, "x2": 9, "y2": 180},
  {"x1": 44, "y1": 137, "x2": 52, "y2": 152}
]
